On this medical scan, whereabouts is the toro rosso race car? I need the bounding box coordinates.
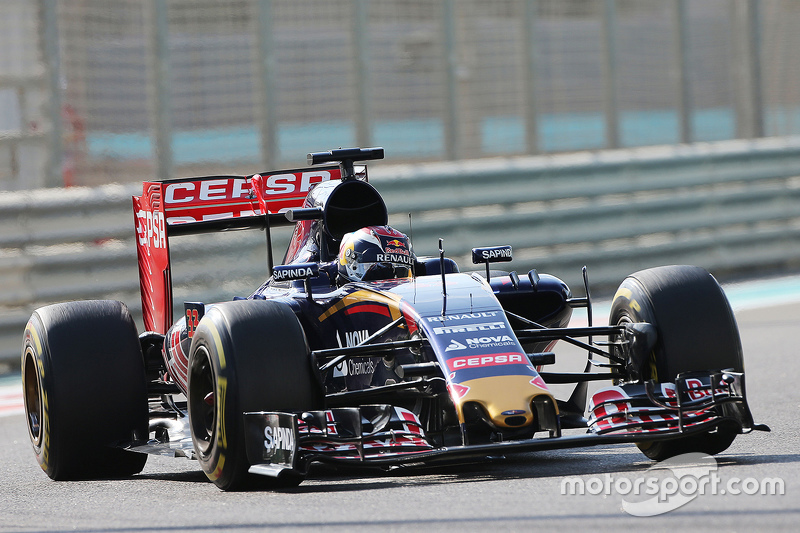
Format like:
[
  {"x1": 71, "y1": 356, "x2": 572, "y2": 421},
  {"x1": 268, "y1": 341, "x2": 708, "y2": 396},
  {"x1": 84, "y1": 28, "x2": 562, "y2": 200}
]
[{"x1": 22, "y1": 147, "x2": 768, "y2": 489}]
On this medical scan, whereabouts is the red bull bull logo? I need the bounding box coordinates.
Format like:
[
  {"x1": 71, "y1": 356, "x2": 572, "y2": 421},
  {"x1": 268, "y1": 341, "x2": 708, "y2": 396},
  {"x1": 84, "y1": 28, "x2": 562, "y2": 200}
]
[{"x1": 384, "y1": 237, "x2": 409, "y2": 256}]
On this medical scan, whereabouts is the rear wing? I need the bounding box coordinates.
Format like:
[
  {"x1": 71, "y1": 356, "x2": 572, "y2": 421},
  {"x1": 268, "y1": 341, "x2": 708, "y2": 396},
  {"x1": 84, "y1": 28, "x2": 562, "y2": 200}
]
[
  {"x1": 133, "y1": 165, "x2": 347, "y2": 333},
  {"x1": 134, "y1": 147, "x2": 383, "y2": 334}
]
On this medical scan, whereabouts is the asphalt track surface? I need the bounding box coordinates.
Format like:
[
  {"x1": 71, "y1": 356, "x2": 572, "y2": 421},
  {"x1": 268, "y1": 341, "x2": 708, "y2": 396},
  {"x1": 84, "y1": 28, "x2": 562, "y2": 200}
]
[{"x1": 1, "y1": 289, "x2": 799, "y2": 531}]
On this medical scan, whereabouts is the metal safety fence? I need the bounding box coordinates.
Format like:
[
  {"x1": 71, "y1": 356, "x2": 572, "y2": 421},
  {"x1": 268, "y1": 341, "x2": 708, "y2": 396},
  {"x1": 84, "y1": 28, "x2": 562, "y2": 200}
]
[
  {"x1": 2, "y1": 136, "x2": 800, "y2": 366},
  {"x1": 3, "y1": 0, "x2": 800, "y2": 190}
]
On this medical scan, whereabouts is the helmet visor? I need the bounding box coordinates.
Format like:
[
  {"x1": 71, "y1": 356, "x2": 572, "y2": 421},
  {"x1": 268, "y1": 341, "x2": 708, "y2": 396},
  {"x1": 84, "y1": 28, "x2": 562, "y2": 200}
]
[{"x1": 361, "y1": 262, "x2": 412, "y2": 281}]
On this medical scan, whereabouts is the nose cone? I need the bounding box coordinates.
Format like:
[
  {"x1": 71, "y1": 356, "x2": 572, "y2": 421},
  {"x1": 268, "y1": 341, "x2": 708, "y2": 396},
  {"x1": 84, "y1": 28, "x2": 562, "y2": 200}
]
[{"x1": 451, "y1": 375, "x2": 557, "y2": 429}]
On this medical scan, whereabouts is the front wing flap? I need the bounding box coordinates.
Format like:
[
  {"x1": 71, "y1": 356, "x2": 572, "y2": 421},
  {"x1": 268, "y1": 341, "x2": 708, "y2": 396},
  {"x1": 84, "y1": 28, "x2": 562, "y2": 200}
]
[{"x1": 587, "y1": 370, "x2": 765, "y2": 436}]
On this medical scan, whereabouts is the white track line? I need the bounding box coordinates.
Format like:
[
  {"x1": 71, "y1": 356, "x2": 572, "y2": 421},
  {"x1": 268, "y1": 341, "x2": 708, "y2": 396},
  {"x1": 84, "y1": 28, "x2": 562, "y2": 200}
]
[{"x1": 0, "y1": 381, "x2": 23, "y2": 418}]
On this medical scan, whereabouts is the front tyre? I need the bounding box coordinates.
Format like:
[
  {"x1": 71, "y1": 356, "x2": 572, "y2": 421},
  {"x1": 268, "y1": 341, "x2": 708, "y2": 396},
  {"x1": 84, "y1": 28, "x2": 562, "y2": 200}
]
[
  {"x1": 187, "y1": 300, "x2": 323, "y2": 491},
  {"x1": 610, "y1": 265, "x2": 743, "y2": 461},
  {"x1": 22, "y1": 300, "x2": 148, "y2": 479}
]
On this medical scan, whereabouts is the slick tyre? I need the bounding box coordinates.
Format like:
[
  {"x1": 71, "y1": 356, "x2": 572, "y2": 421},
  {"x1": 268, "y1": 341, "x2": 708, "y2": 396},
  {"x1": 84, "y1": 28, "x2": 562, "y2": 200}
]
[
  {"x1": 609, "y1": 265, "x2": 743, "y2": 461},
  {"x1": 22, "y1": 300, "x2": 148, "y2": 480},
  {"x1": 187, "y1": 300, "x2": 323, "y2": 491}
]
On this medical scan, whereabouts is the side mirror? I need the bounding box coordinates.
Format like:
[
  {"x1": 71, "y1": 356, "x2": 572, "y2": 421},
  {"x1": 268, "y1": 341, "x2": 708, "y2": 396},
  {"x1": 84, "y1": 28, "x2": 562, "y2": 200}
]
[
  {"x1": 471, "y1": 245, "x2": 512, "y2": 281},
  {"x1": 272, "y1": 263, "x2": 320, "y2": 300}
]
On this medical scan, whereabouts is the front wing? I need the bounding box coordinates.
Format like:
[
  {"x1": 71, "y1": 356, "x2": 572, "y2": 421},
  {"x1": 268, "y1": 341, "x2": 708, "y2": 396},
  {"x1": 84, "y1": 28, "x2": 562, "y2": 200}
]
[{"x1": 241, "y1": 370, "x2": 765, "y2": 478}]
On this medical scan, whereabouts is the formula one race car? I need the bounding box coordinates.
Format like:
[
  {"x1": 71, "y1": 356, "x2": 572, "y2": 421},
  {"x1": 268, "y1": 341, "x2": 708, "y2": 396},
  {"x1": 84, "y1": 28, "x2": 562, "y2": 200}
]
[{"x1": 22, "y1": 147, "x2": 768, "y2": 489}]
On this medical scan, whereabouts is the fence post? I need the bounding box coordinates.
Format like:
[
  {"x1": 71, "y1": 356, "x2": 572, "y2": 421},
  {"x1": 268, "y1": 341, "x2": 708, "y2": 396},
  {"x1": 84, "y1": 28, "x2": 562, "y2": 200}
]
[
  {"x1": 524, "y1": 0, "x2": 539, "y2": 154},
  {"x1": 354, "y1": 0, "x2": 372, "y2": 148},
  {"x1": 443, "y1": 0, "x2": 460, "y2": 160},
  {"x1": 674, "y1": 0, "x2": 692, "y2": 144},
  {"x1": 41, "y1": 0, "x2": 63, "y2": 188},
  {"x1": 602, "y1": 0, "x2": 620, "y2": 149},
  {"x1": 732, "y1": 0, "x2": 764, "y2": 139},
  {"x1": 255, "y1": 0, "x2": 277, "y2": 168},
  {"x1": 147, "y1": 0, "x2": 173, "y2": 181}
]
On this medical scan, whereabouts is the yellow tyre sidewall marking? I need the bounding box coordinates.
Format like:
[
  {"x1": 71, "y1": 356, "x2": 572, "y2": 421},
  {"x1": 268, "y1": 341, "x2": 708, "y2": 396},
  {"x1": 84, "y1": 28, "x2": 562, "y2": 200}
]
[
  {"x1": 612, "y1": 287, "x2": 641, "y2": 313},
  {"x1": 204, "y1": 318, "x2": 228, "y2": 481},
  {"x1": 25, "y1": 322, "x2": 50, "y2": 473}
]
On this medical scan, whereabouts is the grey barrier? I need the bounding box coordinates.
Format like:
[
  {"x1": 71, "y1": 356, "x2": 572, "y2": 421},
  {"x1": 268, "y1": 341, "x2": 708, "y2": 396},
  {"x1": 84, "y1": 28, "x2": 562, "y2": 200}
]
[{"x1": 2, "y1": 136, "x2": 800, "y2": 367}]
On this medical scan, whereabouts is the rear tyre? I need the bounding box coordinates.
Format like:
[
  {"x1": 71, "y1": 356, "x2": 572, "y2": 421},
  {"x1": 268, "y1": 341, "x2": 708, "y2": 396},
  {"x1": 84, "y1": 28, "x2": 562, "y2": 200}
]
[
  {"x1": 609, "y1": 265, "x2": 743, "y2": 461},
  {"x1": 22, "y1": 300, "x2": 148, "y2": 479},
  {"x1": 187, "y1": 300, "x2": 323, "y2": 491}
]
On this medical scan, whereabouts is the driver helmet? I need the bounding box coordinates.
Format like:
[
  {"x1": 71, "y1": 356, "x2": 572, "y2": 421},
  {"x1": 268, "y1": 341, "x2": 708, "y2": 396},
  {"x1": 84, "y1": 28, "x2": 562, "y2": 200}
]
[{"x1": 338, "y1": 226, "x2": 414, "y2": 283}]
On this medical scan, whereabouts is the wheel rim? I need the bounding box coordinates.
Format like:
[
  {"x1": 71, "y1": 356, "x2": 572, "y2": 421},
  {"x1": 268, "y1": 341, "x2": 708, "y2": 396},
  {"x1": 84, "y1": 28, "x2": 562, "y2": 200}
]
[
  {"x1": 612, "y1": 314, "x2": 632, "y2": 384},
  {"x1": 189, "y1": 346, "x2": 216, "y2": 457},
  {"x1": 23, "y1": 349, "x2": 43, "y2": 447}
]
